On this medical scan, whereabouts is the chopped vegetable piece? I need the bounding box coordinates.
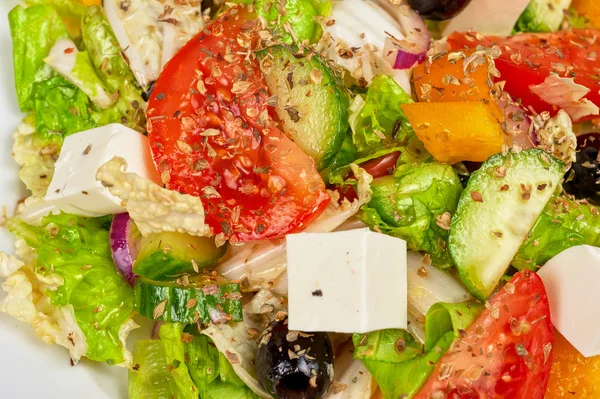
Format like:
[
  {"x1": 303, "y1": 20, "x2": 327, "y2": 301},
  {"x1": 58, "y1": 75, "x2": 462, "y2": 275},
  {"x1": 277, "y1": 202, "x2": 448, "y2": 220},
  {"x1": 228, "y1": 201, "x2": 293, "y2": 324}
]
[
  {"x1": 134, "y1": 277, "x2": 242, "y2": 325},
  {"x1": 133, "y1": 232, "x2": 226, "y2": 281},
  {"x1": 572, "y1": 0, "x2": 600, "y2": 27},
  {"x1": 448, "y1": 29, "x2": 600, "y2": 122},
  {"x1": 450, "y1": 149, "x2": 564, "y2": 300},
  {"x1": 514, "y1": 0, "x2": 572, "y2": 33},
  {"x1": 257, "y1": 45, "x2": 349, "y2": 170},
  {"x1": 147, "y1": 6, "x2": 330, "y2": 242},
  {"x1": 415, "y1": 270, "x2": 554, "y2": 399},
  {"x1": 546, "y1": 331, "x2": 600, "y2": 399},
  {"x1": 413, "y1": 49, "x2": 492, "y2": 103},
  {"x1": 401, "y1": 102, "x2": 505, "y2": 164}
]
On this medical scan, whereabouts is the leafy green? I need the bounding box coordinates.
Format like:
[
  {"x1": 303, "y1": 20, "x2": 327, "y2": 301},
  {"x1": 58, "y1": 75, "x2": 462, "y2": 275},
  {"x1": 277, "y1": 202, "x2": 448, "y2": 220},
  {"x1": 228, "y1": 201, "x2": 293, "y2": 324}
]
[
  {"x1": 159, "y1": 323, "x2": 259, "y2": 399},
  {"x1": 81, "y1": 5, "x2": 145, "y2": 130},
  {"x1": 9, "y1": 4, "x2": 70, "y2": 111},
  {"x1": 159, "y1": 323, "x2": 199, "y2": 399},
  {"x1": 8, "y1": 213, "x2": 134, "y2": 364},
  {"x1": 254, "y1": 0, "x2": 331, "y2": 44},
  {"x1": 360, "y1": 159, "x2": 463, "y2": 269},
  {"x1": 353, "y1": 302, "x2": 482, "y2": 399},
  {"x1": 514, "y1": 0, "x2": 570, "y2": 33},
  {"x1": 350, "y1": 74, "x2": 414, "y2": 153},
  {"x1": 129, "y1": 340, "x2": 175, "y2": 399},
  {"x1": 325, "y1": 75, "x2": 415, "y2": 184},
  {"x1": 513, "y1": 195, "x2": 600, "y2": 270},
  {"x1": 31, "y1": 76, "x2": 97, "y2": 147},
  {"x1": 26, "y1": 0, "x2": 87, "y2": 18}
]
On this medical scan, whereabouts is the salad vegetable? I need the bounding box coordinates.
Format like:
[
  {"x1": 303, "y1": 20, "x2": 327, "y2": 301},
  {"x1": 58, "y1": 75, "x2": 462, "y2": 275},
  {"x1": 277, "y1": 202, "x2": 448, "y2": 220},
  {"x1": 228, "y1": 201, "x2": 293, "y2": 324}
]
[{"x1": 2, "y1": 0, "x2": 600, "y2": 398}]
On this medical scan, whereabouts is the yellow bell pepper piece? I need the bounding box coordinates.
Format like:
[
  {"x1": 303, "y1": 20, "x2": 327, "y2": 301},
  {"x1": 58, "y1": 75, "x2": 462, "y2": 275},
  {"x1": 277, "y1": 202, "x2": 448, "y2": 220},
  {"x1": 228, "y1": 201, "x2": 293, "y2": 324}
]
[
  {"x1": 401, "y1": 102, "x2": 505, "y2": 164},
  {"x1": 80, "y1": 0, "x2": 102, "y2": 5},
  {"x1": 546, "y1": 331, "x2": 600, "y2": 398},
  {"x1": 572, "y1": 0, "x2": 600, "y2": 28}
]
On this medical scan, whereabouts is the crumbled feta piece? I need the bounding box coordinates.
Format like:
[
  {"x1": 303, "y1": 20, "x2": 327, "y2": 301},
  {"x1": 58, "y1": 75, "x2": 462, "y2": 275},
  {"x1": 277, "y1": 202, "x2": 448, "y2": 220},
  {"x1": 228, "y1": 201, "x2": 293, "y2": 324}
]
[
  {"x1": 538, "y1": 245, "x2": 600, "y2": 357},
  {"x1": 287, "y1": 228, "x2": 407, "y2": 333},
  {"x1": 45, "y1": 123, "x2": 161, "y2": 216},
  {"x1": 440, "y1": 0, "x2": 531, "y2": 36},
  {"x1": 96, "y1": 156, "x2": 211, "y2": 237}
]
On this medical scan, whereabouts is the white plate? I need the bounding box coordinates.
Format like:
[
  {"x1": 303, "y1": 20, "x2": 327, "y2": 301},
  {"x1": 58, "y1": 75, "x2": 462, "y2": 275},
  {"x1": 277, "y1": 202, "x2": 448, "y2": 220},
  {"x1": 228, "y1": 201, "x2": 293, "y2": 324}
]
[{"x1": 0, "y1": 2, "x2": 128, "y2": 397}]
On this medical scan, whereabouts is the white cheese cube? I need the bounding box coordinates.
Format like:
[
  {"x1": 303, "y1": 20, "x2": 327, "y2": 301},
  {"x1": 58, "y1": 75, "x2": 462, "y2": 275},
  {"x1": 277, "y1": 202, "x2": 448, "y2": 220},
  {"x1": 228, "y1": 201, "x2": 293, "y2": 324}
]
[
  {"x1": 287, "y1": 228, "x2": 407, "y2": 333},
  {"x1": 538, "y1": 245, "x2": 600, "y2": 357},
  {"x1": 45, "y1": 124, "x2": 161, "y2": 215}
]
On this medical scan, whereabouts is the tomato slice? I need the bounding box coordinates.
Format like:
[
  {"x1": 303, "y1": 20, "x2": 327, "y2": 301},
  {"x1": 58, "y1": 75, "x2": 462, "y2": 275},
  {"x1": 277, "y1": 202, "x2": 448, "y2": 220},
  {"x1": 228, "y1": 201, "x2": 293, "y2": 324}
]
[
  {"x1": 415, "y1": 270, "x2": 554, "y2": 399},
  {"x1": 448, "y1": 29, "x2": 600, "y2": 122},
  {"x1": 147, "y1": 7, "x2": 330, "y2": 241}
]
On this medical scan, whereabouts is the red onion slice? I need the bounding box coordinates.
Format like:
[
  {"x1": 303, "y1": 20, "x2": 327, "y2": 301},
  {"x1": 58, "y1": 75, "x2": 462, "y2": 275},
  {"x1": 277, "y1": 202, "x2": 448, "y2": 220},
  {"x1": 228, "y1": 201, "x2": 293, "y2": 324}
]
[
  {"x1": 377, "y1": 0, "x2": 430, "y2": 70},
  {"x1": 110, "y1": 213, "x2": 140, "y2": 285},
  {"x1": 496, "y1": 95, "x2": 538, "y2": 150}
]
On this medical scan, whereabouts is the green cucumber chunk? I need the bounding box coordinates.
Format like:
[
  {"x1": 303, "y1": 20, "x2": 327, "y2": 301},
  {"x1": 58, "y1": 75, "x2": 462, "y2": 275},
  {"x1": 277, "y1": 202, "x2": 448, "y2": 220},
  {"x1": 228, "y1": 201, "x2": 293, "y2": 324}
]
[
  {"x1": 257, "y1": 45, "x2": 349, "y2": 170},
  {"x1": 129, "y1": 340, "x2": 174, "y2": 399},
  {"x1": 133, "y1": 231, "x2": 226, "y2": 280},
  {"x1": 449, "y1": 149, "x2": 564, "y2": 300},
  {"x1": 134, "y1": 277, "x2": 243, "y2": 324}
]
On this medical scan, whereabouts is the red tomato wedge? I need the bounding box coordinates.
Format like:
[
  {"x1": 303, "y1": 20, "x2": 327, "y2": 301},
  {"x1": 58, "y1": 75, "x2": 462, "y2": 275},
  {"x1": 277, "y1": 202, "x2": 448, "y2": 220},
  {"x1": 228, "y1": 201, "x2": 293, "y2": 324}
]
[
  {"x1": 448, "y1": 29, "x2": 600, "y2": 122},
  {"x1": 415, "y1": 270, "x2": 554, "y2": 399},
  {"x1": 147, "y1": 7, "x2": 330, "y2": 241}
]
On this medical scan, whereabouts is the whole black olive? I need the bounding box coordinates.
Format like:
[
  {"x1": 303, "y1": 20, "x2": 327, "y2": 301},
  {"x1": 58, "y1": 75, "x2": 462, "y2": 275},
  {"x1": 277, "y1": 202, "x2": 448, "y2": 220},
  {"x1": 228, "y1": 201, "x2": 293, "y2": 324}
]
[
  {"x1": 563, "y1": 133, "x2": 600, "y2": 205},
  {"x1": 256, "y1": 317, "x2": 333, "y2": 399},
  {"x1": 407, "y1": 0, "x2": 473, "y2": 21}
]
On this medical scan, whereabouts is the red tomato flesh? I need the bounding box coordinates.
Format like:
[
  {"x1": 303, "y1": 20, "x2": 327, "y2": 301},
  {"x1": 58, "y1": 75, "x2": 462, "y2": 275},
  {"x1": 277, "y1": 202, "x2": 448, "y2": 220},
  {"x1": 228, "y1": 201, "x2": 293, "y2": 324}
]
[
  {"x1": 415, "y1": 270, "x2": 554, "y2": 399},
  {"x1": 147, "y1": 7, "x2": 330, "y2": 241},
  {"x1": 448, "y1": 29, "x2": 600, "y2": 122}
]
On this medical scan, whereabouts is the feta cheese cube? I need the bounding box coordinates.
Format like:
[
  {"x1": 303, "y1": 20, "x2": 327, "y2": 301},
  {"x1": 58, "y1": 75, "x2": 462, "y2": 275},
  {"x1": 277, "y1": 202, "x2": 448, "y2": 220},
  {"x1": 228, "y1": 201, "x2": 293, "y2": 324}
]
[
  {"x1": 287, "y1": 228, "x2": 407, "y2": 333},
  {"x1": 440, "y1": 0, "x2": 530, "y2": 36},
  {"x1": 538, "y1": 245, "x2": 600, "y2": 357},
  {"x1": 45, "y1": 124, "x2": 161, "y2": 215}
]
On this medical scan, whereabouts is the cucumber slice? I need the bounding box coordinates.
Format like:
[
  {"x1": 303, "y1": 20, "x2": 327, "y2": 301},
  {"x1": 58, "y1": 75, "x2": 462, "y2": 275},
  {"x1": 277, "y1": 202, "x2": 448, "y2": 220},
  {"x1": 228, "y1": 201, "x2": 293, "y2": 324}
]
[
  {"x1": 134, "y1": 277, "x2": 243, "y2": 324},
  {"x1": 449, "y1": 149, "x2": 564, "y2": 300},
  {"x1": 257, "y1": 45, "x2": 349, "y2": 170},
  {"x1": 129, "y1": 340, "x2": 174, "y2": 399},
  {"x1": 133, "y1": 231, "x2": 227, "y2": 280}
]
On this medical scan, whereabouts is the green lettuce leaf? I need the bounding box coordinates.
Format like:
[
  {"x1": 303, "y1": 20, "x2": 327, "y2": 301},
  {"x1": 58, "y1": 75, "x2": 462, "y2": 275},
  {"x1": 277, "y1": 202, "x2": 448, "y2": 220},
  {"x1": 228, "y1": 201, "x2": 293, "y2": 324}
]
[
  {"x1": 9, "y1": 4, "x2": 70, "y2": 111},
  {"x1": 254, "y1": 0, "x2": 330, "y2": 44},
  {"x1": 129, "y1": 340, "x2": 175, "y2": 399},
  {"x1": 8, "y1": 213, "x2": 134, "y2": 364},
  {"x1": 360, "y1": 159, "x2": 463, "y2": 269},
  {"x1": 31, "y1": 76, "x2": 97, "y2": 147},
  {"x1": 350, "y1": 74, "x2": 414, "y2": 153},
  {"x1": 81, "y1": 5, "x2": 145, "y2": 130},
  {"x1": 353, "y1": 301, "x2": 482, "y2": 399},
  {"x1": 513, "y1": 195, "x2": 600, "y2": 270},
  {"x1": 159, "y1": 323, "x2": 259, "y2": 399},
  {"x1": 25, "y1": 0, "x2": 87, "y2": 18}
]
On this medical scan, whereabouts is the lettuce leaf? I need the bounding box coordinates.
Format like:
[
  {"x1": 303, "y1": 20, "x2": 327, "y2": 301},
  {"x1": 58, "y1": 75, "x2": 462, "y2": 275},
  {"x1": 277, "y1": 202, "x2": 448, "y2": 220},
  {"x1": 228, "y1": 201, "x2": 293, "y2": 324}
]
[
  {"x1": 159, "y1": 323, "x2": 259, "y2": 399},
  {"x1": 360, "y1": 160, "x2": 463, "y2": 269},
  {"x1": 129, "y1": 340, "x2": 175, "y2": 399},
  {"x1": 353, "y1": 301, "x2": 482, "y2": 399},
  {"x1": 7, "y1": 213, "x2": 135, "y2": 365},
  {"x1": 350, "y1": 74, "x2": 414, "y2": 153},
  {"x1": 25, "y1": 0, "x2": 87, "y2": 18},
  {"x1": 81, "y1": 5, "x2": 145, "y2": 131},
  {"x1": 9, "y1": 4, "x2": 70, "y2": 111},
  {"x1": 253, "y1": 0, "x2": 330, "y2": 44},
  {"x1": 513, "y1": 195, "x2": 600, "y2": 270}
]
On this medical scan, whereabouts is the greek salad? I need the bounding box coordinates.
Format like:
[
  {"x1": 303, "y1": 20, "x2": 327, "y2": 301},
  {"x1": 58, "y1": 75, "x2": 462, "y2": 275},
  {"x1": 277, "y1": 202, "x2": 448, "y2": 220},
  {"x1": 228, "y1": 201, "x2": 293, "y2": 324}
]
[{"x1": 3, "y1": 0, "x2": 600, "y2": 398}]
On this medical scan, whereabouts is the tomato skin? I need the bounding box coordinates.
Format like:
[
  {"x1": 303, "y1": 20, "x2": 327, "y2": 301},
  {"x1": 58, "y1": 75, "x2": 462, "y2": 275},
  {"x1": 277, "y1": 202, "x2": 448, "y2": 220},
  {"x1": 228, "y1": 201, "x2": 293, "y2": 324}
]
[
  {"x1": 147, "y1": 7, "x2": 330, "y2": 241},
  {"x1": 448, "y1": 30, "x2": 600, "y2": 122},
  {"x1": 415, "y1": 270, "x2": 554, "y2": 399}
]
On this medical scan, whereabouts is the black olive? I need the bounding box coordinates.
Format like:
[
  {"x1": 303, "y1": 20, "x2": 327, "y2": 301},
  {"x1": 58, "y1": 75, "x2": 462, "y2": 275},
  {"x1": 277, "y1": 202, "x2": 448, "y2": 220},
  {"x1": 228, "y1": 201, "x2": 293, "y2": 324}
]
[
  {"x1": 563, "y1": 133, "x2": 600, "y2": 205},
  {"x1": 407, "y1": 0, "x2": 473, "y2": 21},
  {"x1": 256, "y1": 317, "x2": 333, "y2": 399}
]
